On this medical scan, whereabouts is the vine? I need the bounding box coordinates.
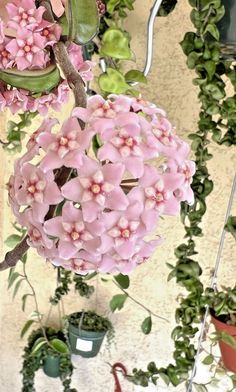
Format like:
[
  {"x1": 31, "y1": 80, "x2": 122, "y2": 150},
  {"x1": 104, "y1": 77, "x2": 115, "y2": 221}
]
[{"x1": 128, "y1": 0, "x2": 236, "y2": 389}]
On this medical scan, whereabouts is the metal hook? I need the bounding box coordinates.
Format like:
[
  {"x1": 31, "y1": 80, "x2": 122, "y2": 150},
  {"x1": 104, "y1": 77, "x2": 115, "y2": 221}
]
[{"x1": 99, "y1": 0, "x2": 164, "y2": 85}]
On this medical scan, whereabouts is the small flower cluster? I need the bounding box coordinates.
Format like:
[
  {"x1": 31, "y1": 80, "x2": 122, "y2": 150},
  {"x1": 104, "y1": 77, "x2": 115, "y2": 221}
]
[
  {"x1": 8, "y1": 94, "x2": 195, "y2": 275},
  {"x1": 0, "y1": 1, "x2": 93, "y2": 115}
]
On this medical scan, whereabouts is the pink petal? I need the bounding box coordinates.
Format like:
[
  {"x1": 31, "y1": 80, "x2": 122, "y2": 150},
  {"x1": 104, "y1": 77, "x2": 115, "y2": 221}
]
[
  {"x1": 105, "y1": 188, "x2": 129, "y2": 211},
  {"x1": 44, "y1": 216, "x2": 64, "y2": 237},
  {"x1": 61, "y1": 178, "x2": 83, "y2": 202},
  {"x1": 44, "y1": 182, "x2": 63, "y2": 204}
]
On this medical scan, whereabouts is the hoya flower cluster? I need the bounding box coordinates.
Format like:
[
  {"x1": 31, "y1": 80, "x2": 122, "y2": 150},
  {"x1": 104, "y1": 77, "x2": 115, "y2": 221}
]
[
  {"x1": 8, "y1": 94, "x2": 195, "y2": 275},
  {"x1": 0, "y1": 0, "x2": 93, "y2": 115}
]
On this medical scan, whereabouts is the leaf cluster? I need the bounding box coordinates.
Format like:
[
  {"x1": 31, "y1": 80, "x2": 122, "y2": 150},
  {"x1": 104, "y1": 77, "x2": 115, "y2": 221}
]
[{"x1": 21, "y1": 327, "x2": 76, "y2": 392}]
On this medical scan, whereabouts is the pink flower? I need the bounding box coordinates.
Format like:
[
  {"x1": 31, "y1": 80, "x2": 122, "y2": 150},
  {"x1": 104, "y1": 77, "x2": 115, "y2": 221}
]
[
  {"x1": 166, "y1": 159, "x2": 196, "y2": 205},
  {"x1": 38, "y1": 117, "x2": 90, "y2": 171},
  {"x1": 6, "y1": 0, "x2": 45, "y2": 30},
  {"x1": 72, "y1": 94, "x2": 132, "y2": 124},
  {"x1": 3, "y1": 88, "x2": 29, "y2": 113},
  {"x1": 44, "y1": 202, "x2": 103, "y2": 259},
  {"x1": 6, "y1": 28, "x2": 48, "y2": 70},
  {"x1": 67, "y1": 43, "x2": 94, "y2": 81},
  {"x1": 14, "y1": 162, "x2": 63, "y2": 221},
  {"x1": 129, "y1": 165, "x2": 185, "y2": 216},
  {"x1": 20, "y1": 118, "x2": 59, "y2": 165},
  {"x1": 131, "y1": 95, "x2": 164, "y2": 117},
  {"x1": 96, "y1": 112, "x2": 158, "y2": 178},
  {"x1": 52, "y1": 250, "x2": 100, "y2": 274},
  {"x1": 21, "y1": 209, "x2": 54, "y2": 249},
  {"x1": 0, "y1": 39, "x2": 15, "y2": 68},
  {"x1": 36, "y1": 20, "x2": 62, "y2": 46},
  {"x1": 62, "y1": 156, "x2": 128, "y2": 222}
]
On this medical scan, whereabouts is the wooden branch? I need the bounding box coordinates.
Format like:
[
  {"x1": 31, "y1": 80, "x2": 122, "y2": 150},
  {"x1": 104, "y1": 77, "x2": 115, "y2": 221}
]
[
  {"x1": 0, "y1": 238, "x2": 29, "y2": 271},
  {"x1": 0, "y1": 1, "x2": 87, "y2": 271}
]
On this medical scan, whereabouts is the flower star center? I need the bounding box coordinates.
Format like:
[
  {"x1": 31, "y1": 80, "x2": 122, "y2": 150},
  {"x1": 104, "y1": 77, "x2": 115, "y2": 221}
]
[
  {"x1": 156, "y1": 192, "x2": 164, "y2": 202},
  {"x1": 71, "y1": 231, "x2": 80, "y2": 241},
  {"x1": 125, "y1": 137, "x2": 134, "y2": 147},
  {"x1": 59, "y1": 136, "x2": 68, "y2": 146},
  {"x1": 2, "y1": 50, "x2": 9, "y2": 58},
  {"x1": 24, "y1": 45, "x2": 31, "y2": 53},
  {"x1": 121, "y1": 228, "x2": 131, "y2": 238},
  {"x1": 43, "y1": 29, "x2": 50, "y2": 37},
  {"x1": 91, "y1": 183, "x2": 101, "y2": 194},
  {"x1": 28, "y1": 184, "x2": 36, "y2": 194},
  {"x1": 31, "y1": 228, "x2": 41, "y2": 240},
  {"x1": 21, "y1": 12, "x2": 29, "y2": 20}
]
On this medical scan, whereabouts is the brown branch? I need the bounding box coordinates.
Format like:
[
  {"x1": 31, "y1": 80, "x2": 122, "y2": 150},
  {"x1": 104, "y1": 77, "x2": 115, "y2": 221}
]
[
  {"x1": 0, "y1": 1, "x2": 88, "y2": 271},
  {"x1": 0, "y1": 238, "x2": 29, "y2": 271}
]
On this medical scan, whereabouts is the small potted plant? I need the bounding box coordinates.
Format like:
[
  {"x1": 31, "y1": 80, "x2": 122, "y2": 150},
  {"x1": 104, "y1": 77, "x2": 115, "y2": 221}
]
[
  {"x1": 21, "y1": 327, "x2": 77, "y2": 392},
  {"x1": 205, "y1": 285, "x2": 236, "y2": 373},
  {"x1": 67, "y1": 310, "x2": 114, "y2": 358}
]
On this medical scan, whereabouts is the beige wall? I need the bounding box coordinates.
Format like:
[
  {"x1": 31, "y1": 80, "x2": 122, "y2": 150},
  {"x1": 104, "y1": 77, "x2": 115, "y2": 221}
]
[{"x1": 0, "y1": 1, "x2": 235, "y2": 391}]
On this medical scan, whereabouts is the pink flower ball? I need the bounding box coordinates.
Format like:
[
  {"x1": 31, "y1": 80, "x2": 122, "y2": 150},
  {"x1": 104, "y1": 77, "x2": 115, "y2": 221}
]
[{"x1": 8, "y1": 94, "x2": 195, "y2": 275}]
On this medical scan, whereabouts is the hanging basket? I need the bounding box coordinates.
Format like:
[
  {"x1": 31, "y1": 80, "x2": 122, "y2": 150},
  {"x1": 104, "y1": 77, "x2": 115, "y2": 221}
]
[
  {"x1": 211, "y1": 313, "x2": 236, "y2": 373},
  {"x1": 68, "y1": 322, "x2": 107, "y2": 358},
  {"x1": 217, "y1": 0, "x2": 236, "y2": 59},
  {"x1": 43, "y1": 355, "x2": 60, "y2": 378}
]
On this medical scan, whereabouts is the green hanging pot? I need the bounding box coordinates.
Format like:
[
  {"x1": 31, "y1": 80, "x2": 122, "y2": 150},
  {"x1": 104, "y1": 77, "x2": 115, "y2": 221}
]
[
  {"x1": 217, "y1": 0, "x2": 236, "y2": 59},
  {"x1": 43, "y1": 355, "x2": 60, "y2": 378},
  {"x1": 68, "y1": 322, "x2": 107, "y2": 358}
]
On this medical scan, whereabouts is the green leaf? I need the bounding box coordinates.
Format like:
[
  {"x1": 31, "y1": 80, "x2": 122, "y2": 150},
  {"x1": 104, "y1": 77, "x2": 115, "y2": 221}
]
[
  {"x1": 20, "y1": 320, "x2": 35, "y2": 338},
  {"x1": 107, "y1": 0, "x2": 120, "y2": 13},
  {"x1": 31, "y1": 337, "x2": 47, "y2": 355},
  {"x1": 203, "y1": 24, "x2": 220, "y2": 40},
  {"x1": 99, "y1": 68, "x2": 130, "y2": 94},
  {"x1": 204, "y1": 60, "x2": 216, "y2": 80},
  {"x1": 114, "y1": 274, "x2": 130, "y2": 289},
  {"x1": 225, "y1": 216, "x2": 236, "y2": 240},
  {"x1": 202, "y1": 354, "x2": 214, "y2": 365},
  {"x1": 8, "y1": 271, "x2": 20, "y2": 289},
  {"x1": 21, "y1": 294, "x2": 32, "y2": 312},
  {"x1": 5, "y1": 234, "x2": 22, "y2": 248},
  {"x1": 110, "y1": 293, "x2": 128, "y2": 312},
  {"x1": 67, "y1": 0, "x2": 99, "y2": 45},
  {"x1": 141, "y1": 316, "x2": 152, "y2": 335},
  {"x1": 159, "y1": 372, "x2": 170, "y2": 385},
  {"x1": 124, "y1": 70, "x2": 147, "y2": 84},
  {"x1": 193, "y1": 384, "x2": 208, "y2": 392},
  {"x1": 12, "y1": 278, "x2": 24, "y2": 299},
  {"x1": 50, "y1": 338, "x2": 69, "y2": 354},
  {"x1": 100, "y1": 28, "x2": 132, "y2": 59},
  {"x1": 221, "y1": 331, "x2": 236, "y2": 348}
]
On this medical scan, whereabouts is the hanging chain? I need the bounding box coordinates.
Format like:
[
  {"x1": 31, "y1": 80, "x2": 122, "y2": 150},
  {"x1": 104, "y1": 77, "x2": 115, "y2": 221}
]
[{"x1": 187, "y1": 173, "x2": 236, "y2": 392}]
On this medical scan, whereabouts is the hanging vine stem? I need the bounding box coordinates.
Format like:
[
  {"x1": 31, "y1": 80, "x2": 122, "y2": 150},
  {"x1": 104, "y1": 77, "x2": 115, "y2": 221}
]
[
  {"x1": 113, "y1": 281, "x2": 168, "y2": 322},
  {"x1": 187, "y1": 173, "x2": 236, "y2": 392}
]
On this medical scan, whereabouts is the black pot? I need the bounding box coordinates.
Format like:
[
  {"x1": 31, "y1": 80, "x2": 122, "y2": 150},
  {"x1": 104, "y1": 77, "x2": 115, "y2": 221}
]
[{"x1": 217, "y1": 0, "x2": 236, "y2": 59}]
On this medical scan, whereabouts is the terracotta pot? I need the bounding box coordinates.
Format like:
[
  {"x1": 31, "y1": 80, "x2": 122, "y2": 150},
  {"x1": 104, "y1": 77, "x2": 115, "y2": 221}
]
[{"x1": 211, "y1": 313, "x2": 236, "y2": 373}]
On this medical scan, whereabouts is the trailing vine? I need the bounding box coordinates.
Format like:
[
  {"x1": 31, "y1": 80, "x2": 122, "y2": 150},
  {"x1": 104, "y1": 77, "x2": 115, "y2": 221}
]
[{"x1": 128, "y1": 0, "x2": 236, "y2": 388}]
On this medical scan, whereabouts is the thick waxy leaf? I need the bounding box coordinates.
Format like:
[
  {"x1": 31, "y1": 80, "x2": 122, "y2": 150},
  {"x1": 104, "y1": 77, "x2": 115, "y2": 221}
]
[
  {"x1": 99, "y1": 68, "x2": 130, "y2": 94},
  {"x1": 5, "y1": 234, "x2": 22, "y2": 248},
  {"x1": 31, "y1": 337, "x2": 47, "y2": 355},
  {"x1": 110, "y1": 294, "x2": 128, "y2": 312},
  {"x1": 0, "y1": 64, "x2": 60, "y2": 93},
  {"x1": 125, "y1": 70, "x2": 147, "y2": 84},
  {"x1": 141, "y1": 316, "x2": 152, "y2": 335},
  {"x1": 50, "y1": 338, "x2": 69, "y2": 354},
  {"x1": 100, "y1": 28, "x2": 132, "y2": 59},
  {"x1": 114, "y1": 274, "x2": 130, "y2": 289},
  {"x1": 202, "y1": 354, "x2": 214, "y2": 365},
  {"x1": 67, "y1": 0, "x2": 99, "y2": 44},
  {"x1": 20, "y1": 320, "x2": 35, "y2": 338}
]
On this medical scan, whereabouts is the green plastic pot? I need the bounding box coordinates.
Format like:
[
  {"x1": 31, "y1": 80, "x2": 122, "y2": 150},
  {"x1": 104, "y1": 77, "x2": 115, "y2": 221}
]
[
  {"x1": 43, "y1": 355, "x2": 60, "y2": 378},
  {"x1": 68, "y1": 322, "x2": 107, "y2": 358}
]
